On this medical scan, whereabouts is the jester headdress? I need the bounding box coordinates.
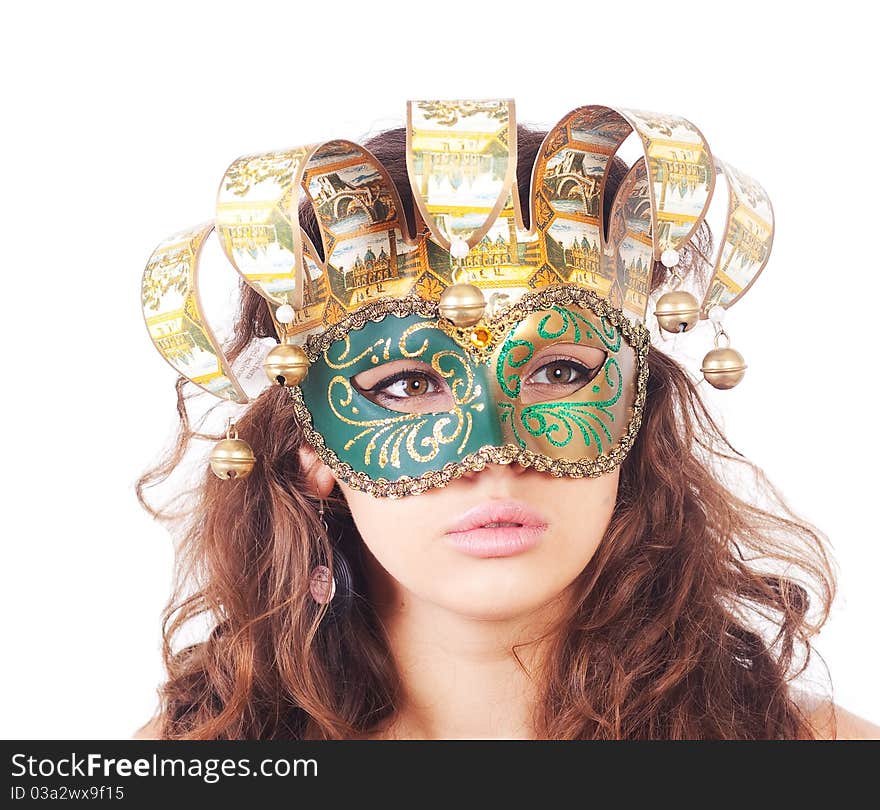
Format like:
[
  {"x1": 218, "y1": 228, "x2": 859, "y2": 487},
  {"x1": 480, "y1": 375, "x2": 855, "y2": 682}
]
[{"x1": 141, "y1": 99, "x2": 773, "y2": 497}]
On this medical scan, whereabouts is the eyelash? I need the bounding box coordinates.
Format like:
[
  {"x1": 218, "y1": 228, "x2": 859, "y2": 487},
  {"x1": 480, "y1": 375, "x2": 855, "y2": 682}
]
[
  {"x1": 361, "y1": 369, "x2": 445, "y2": 400},
  {"x1": 362, "y1": 355, "x2": 602, "y2": 400},
  {"x1": 525, "y1": 356, "x2": 601, "y2": 386}
]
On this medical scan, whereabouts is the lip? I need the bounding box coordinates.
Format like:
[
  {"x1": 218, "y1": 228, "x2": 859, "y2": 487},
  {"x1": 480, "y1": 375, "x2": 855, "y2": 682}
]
[{"x1": 443, "y1": 499, "x2": 549, "y2": 559}]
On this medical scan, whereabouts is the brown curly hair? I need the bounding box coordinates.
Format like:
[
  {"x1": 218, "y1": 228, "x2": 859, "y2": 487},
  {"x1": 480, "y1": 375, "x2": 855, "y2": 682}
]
[{"x1": 136, "y1": 124, "x2": 837, "y2": 739}]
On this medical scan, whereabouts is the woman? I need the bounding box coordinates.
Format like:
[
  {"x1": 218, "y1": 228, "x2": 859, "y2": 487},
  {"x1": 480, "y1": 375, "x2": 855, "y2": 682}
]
[{"x1": 135, "y1": 101, "x2": 878, "y2": 739}]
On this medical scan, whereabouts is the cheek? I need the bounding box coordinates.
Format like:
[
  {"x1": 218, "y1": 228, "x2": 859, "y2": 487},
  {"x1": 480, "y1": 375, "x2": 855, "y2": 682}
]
[
  {"x1": 542, "y1": 470, "x2": 618, "y2": 568},
  {"x1": 341, "y1": 486, "x2": 441, "y2": 577}
]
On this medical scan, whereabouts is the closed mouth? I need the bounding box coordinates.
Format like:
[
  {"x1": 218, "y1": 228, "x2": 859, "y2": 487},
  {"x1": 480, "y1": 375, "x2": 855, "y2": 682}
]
[
  {"x1": 445, "y1": 499, "x2": 548, "y2": 537},
  {"x1": 443, "y1": 521, "x2": 547, "y2": 559}
]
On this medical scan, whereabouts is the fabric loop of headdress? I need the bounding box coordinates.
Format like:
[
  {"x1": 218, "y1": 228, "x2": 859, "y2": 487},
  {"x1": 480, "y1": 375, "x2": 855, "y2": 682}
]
[
  {"x1": 406, "y1": 98, "x2": 517, "y2": 252},
  {"x1": 698, "y1": 157, "x2": 775, "y2": 313},
  {"x1": 141, "y1": 222, "x2": 250, "y2": 404}
]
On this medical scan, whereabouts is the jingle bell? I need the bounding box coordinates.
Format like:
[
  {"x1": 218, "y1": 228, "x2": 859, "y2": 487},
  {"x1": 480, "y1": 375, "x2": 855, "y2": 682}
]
[
  {"x1": 701, "y1": 347, "x2": 747, "y2": 390},
  {"x1": 655, "y1": 290, "x2": 700, "y2": 333},
  {"x1": 264, "y1": 342, "x2": 310, "y2": 386},
  {"x1": 209, "y1": 437, "x2": 256, "y2": 479},
  {"x1": 438, "y1": 283, "x2": 486, "y2": 327}
]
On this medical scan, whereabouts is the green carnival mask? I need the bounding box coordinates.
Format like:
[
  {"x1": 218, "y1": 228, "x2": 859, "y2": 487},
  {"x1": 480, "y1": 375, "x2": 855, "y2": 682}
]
[{"x1": 292, "y1": 286, "x2": 650, "y2": 497}]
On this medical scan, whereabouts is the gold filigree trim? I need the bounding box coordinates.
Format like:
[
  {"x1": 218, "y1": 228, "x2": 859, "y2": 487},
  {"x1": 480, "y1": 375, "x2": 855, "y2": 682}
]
[{"x1": 288, "y1": 284, "x2": 651, "y2": 498}]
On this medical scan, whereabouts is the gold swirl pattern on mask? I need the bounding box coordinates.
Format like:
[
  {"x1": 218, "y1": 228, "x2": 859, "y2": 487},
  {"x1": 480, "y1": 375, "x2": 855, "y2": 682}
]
[
  {"x1": 322, "y1": 317, "x2": 456, "y2": 371},
  {"x1": 324, "y1": 321, "x2": 485, "y2": 468},
  {"x1": 322, "y1": 334, "x2": 389, "y2": 370}
]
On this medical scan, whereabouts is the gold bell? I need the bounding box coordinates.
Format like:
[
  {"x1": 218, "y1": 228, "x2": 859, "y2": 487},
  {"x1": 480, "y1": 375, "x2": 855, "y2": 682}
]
[
  {"x1": 701, "y1": 329, "x2": 747, "y2": 389},
  {"x1": 209, "y1": 420, "x2": 256, "y2": 480},
  {"x1": 263, "y1": 341, "x2": 310, "y2": 387},
  {"x1": 655, "y1": 290, "x2": 701, "y2": 334},
  {"x1": 438, "y1": 283, "x2": 486, "y2": 328}
]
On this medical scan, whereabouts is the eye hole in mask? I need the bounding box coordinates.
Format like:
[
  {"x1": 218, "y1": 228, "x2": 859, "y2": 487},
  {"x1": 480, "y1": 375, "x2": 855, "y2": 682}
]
[
  {"x1": 517, "y1": 345, "x2": 607, "y2": 405},
  {"x1": 351, "y1": 359, "x2": 453, "y2": 413},
  {"x1": 350, "y1": 343, "x2": 607, "y2": 414}
]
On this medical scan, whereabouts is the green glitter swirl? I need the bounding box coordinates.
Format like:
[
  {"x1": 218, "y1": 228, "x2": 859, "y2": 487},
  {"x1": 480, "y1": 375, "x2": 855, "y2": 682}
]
[
  {"x1": 499, "y1": 356, "x2": 623, "y2": 452},
  {"x1": 496, "y1": 338, "x2": 533, "y2": 398},
  {"x1": 535, "y1": 305, "x2": 621, "y2": 352},
  {"x1": 496, "y1": 305, "x2": 621, "y2": 400}
]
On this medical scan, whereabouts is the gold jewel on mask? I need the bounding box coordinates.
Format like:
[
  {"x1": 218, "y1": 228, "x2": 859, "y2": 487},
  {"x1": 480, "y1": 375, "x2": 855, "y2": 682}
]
[
  {"x1": 209, "y1": 418, "x2": 256, "y2": 480},
  {"x1": 469, "y1": 324, "x2": 493, "y2": 349}
]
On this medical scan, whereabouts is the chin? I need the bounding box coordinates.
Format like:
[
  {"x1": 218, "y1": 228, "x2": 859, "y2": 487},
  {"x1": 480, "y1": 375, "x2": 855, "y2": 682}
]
[{"x1": 429, "y1": 566, "x2": 570, "y2": 621}]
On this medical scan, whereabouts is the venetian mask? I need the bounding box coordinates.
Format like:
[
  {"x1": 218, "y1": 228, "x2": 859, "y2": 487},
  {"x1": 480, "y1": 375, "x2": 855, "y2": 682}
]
[{"x1": 291, "y1": 285, "x2": 650, "y2": 497}]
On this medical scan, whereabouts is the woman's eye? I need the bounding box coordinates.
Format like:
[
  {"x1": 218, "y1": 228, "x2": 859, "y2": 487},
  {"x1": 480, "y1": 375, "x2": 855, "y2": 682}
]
[
  {"x1": 376, "y1": 372, "x2": 439, "y2": 399},
  {"x1": 351, "y1": 363, "x2": 456, "y2": 413},
  {"x1": 525, "y1": 358, "x2": 599, "y2": 388}
]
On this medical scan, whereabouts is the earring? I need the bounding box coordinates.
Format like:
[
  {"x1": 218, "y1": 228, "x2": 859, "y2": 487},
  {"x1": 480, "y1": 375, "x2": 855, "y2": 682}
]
[
  {"x1": 308, "y1": 498, "x2": 353, "y2": 607},
  {"x1": 308, "y1": 564, "x2": 337, "y2": 605}
]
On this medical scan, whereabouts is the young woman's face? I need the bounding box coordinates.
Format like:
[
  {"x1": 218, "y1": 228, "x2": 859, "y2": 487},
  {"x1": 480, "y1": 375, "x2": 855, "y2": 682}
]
[
  {"x1": 296, "y1": 293, "x2": 638, "y2": 621},
  {"x1": 302, "y1": 445, "x2": 619, "y2": 621}
]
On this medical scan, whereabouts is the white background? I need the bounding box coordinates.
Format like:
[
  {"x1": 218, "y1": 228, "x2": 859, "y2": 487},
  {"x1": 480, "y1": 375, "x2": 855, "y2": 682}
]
[{"x1": 2, "y1": 1, "x2": 876, "y2": 738}]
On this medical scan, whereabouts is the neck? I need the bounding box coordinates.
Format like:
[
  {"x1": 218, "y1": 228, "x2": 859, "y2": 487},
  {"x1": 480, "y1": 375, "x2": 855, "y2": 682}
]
[{"x1": 365, "y1": 562, "x2": 570, "y2": 739}]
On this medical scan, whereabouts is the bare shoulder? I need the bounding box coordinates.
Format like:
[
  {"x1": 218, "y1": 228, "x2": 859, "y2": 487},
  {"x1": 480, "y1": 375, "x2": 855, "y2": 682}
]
[
  {"x1": 132, "y1": 716, "x2": 164, "y2": 740},
  {"x1": 791, "y1": 687, "x2": 880, "y2": 740}
]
